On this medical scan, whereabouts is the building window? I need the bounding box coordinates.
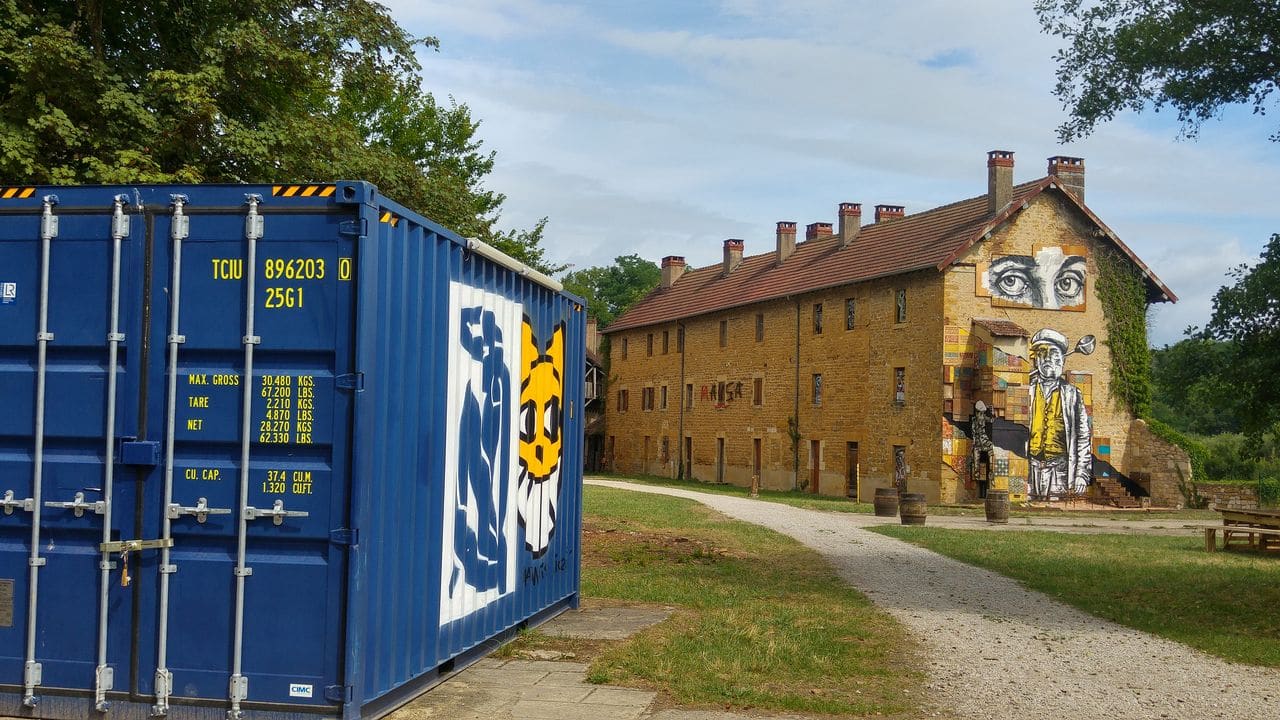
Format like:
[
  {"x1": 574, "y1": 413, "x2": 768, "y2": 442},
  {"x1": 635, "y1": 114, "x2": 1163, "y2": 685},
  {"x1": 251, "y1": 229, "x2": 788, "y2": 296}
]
[
  {"x1": 642, "y1": 387, "x2": 655, "y2": 411},
  {"x1": 895, "y1": 289, "x2": 907, "y2": 323},
  {"x1": 845, "y1": 298, "x2": 856, "y2": 330},
  {"x1": 622, "y1": 338, "x2": 629, "y2": 359},
  {"x1": 813, "y1": 303, "x2": 823, "y2": 334},
  {"x1": 647, "y1": 333, "x2": 653, "y2": 356},
  {"x1": 660, "y1": 436, "x2": 670, "y2": 463},
  {"x1": 618, "y1": 389, "x2": 629, "y2": 412},
  {"x1": 894, "y1": 367, "x2": 906, "y2": 404},
  {"x1": 752, "y1": 377, "x2": 763, "y2": 407},
  {"x1": 756, "y1": 313, "x2": 764, "y2": 342},
  {"x1": 662, "y1": 330, "x2": 669, "y2": 354},
  {"x1": 677, "y1": 327, "x2": 684, "y2": 352},
  {"x1": 686, "y1": 383, "x2": 694, "y2": 409},
  {"x1": 720, "y1": 320, "x2": 728, "y2": 347},
  {"x1": 660, "y1": 385, "x2": 668, "y2": 410},
  {"x1": 812, "y1": 373, "x2": 823, "y2": 405}
]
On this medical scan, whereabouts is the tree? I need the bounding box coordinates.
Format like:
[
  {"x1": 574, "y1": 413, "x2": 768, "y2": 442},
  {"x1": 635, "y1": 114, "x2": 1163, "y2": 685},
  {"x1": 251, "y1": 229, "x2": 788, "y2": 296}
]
[
  {"x1": 1203, "y1": 235, "x2": 1280, "y2": 434},
  {"x1": 0, "y1": 0, "x2": 556, "y2": 271},
  {"x1": 561, "y1": 255, "x2": 662, "y2": 328},
  {"x1": 1150, "y1": 337, "x2": 1242, "y2": 435},
  {"x1": 1035, "y1": 0, "x2": 1280, "y2": 141}
]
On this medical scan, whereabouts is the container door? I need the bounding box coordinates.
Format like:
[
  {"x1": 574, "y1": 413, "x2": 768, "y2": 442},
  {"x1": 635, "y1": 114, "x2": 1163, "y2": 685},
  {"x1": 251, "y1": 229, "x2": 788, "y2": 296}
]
[
  {"x1": 0, "y1": 194, "x2": 142, "y2": 709},
  {"x1": 135, "y1": 195, "x2": 354, "y2": 715}
]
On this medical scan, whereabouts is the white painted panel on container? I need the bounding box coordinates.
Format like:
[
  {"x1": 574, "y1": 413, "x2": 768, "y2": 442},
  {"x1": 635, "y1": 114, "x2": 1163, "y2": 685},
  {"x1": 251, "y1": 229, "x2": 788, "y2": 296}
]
[{"x1": 440, "y1": 281, "x2": 522, "y2": 624}]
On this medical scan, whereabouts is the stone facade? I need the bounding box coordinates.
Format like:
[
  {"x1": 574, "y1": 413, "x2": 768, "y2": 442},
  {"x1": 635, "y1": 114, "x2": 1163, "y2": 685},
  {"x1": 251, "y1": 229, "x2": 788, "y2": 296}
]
[
  {"x1": 1124, "y1": 419, "x2": 1193, "y2": 507},
  {"x1": 604, "y1": 153, "x2": 1180, "y2": 505},
  {"x1": 606, "y1": 269, "x2": 943, "y2": 499}
]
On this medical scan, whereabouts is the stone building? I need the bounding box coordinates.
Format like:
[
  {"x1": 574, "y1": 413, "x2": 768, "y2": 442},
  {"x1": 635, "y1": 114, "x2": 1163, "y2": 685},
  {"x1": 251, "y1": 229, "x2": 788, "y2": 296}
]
[{"x1": 603, "y1": 151, "x2": 1187, "y2": 505}]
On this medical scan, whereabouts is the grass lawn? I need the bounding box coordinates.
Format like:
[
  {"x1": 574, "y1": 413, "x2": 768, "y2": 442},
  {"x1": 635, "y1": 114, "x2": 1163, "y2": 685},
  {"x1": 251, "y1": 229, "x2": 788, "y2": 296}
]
[
  {"x1": 872, "y1": 526, "x2": 1280, "y2": 667},
  {"x1": 506, "y1": 485, "x2": 924, "y2": 716},
  {"x1": 590, "y1": 472, "x2": 1220, "y2": 521}
]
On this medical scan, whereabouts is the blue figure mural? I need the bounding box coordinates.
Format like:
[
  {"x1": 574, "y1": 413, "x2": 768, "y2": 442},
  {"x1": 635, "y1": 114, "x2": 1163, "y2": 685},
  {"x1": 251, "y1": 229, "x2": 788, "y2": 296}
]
[{"x1": 449, "y1": 306, "x2": 512, "y2": 598}]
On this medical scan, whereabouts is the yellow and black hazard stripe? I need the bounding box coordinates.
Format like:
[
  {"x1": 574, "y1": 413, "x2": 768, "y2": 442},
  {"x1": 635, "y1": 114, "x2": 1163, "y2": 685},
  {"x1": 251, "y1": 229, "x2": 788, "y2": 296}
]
[
  {"x1": 379, "y1": 211, "x2": 400, "y2": 228},
  {"x1": 271, "y1": 184, "x2": 335, "y2": 198},
  {"x1": 0, "y1": 187, "x2": 37, "y2": 199}
]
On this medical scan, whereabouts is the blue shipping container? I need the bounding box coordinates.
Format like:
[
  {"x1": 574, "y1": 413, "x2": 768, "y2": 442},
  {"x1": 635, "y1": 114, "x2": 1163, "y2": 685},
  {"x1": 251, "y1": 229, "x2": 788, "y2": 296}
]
[{"x1": 0, "y1": 182, "x2": 584, "y2": 719}]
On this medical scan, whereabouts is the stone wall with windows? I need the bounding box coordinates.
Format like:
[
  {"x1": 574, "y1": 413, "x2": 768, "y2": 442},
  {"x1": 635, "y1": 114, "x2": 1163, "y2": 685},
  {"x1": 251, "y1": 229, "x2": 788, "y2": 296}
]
[{"x1": 606, "y1": 267, "x2": 945, "y2": 501}]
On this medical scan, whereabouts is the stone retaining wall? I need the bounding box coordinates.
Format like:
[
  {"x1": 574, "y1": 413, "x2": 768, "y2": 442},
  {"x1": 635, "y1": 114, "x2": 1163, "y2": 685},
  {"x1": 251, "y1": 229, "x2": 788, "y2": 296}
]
[
  {"x1": 1195, "y1": 481, "x2": 1259, "y2": 511},
  {"x1": 1125, "y1": 419, "x2": 1192, "y2": 507}
]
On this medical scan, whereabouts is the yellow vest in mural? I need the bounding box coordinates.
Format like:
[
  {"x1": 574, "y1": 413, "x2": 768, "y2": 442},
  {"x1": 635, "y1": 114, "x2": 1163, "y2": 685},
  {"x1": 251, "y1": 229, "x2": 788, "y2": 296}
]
[{"x1": 1030, "y1": 386, "x2": 1066, "y2": 460}]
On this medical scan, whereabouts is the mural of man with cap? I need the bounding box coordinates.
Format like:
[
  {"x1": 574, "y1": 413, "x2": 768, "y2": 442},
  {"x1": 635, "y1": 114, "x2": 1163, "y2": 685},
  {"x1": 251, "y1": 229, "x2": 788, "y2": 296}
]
[{"x1": 1027, "y1": 328, "x2": 1092, "y2": 499}]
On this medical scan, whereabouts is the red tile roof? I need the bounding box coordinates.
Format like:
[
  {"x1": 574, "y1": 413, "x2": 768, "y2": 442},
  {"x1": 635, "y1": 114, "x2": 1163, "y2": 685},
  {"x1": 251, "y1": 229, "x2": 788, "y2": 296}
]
[
  {"x1": 606, "y1": 177, "x2": 1175, "y2": 333},
  {"x1": 972, "y1": 318, "x2": 1030, "y2": 337}
]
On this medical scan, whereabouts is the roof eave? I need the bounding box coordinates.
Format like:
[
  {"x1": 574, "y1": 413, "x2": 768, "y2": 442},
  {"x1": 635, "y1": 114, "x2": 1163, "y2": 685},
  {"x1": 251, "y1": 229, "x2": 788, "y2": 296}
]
[{"x1": 935, "y1": 177, "x2": 1177, "y2": 304}]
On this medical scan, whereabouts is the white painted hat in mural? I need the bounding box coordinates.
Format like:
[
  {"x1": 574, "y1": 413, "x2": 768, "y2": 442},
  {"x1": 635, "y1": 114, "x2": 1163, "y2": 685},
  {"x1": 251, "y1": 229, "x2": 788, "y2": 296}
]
[{"x1": 1030, "y1": 328, "x2": 1068, "y2": 352}]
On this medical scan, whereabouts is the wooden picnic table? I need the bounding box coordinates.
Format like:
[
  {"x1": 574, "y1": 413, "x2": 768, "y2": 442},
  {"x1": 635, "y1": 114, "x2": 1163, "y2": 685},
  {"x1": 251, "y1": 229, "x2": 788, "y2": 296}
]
[{"x1": 1204, "y1": 506, "x2": 1280, "y2": 552}]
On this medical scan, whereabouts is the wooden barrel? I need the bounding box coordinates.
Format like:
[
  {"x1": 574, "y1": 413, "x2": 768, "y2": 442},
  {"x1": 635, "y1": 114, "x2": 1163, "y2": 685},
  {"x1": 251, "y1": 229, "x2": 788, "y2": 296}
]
[
  {"x1": 874, "y1": 487, "x2": 899, "y2": 517},
  {"x1": 899, "y1": 493, "x2": 927, "y2": 525},
  {"x1": 985, "y1": 489, "x2": 1010, "y2": 524}
]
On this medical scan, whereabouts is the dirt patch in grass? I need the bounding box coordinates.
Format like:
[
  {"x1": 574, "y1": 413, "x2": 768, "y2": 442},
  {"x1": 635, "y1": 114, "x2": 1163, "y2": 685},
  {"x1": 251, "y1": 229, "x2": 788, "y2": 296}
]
[{"x1": 583, "y1": 519, "x2": 746, "y2": 568}]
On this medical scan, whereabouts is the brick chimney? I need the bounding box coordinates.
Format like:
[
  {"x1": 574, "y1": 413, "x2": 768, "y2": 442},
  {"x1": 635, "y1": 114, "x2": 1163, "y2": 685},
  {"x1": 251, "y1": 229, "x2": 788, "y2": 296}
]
[
  {"x1": 987, "y1": 150, "x2": 1014, "y2": 215},
  {"x1": 1048, "y1": 156, "x2": 1085, "y2": 202},
  {"x1": 805, "y1": 222, "x2": 832, "y2": 241},
  {"x1": 586, "y1": 316, "x2": 601, "y2": 355},
  {"x1": 776, "y1": 221, "x2": 797, "y2": 263},
  {"x1": 722, "y1": 239, "x2": 744, "y2": 275},
  {"x1": 838, "y1": 203, "x2": 861, "y2": 247},
  {"x1": 660, "y1": 255, "x2": 686, "y2": 289},
  {"x1": 875, "y1": 205, "x2": 905, "y2": 223}
]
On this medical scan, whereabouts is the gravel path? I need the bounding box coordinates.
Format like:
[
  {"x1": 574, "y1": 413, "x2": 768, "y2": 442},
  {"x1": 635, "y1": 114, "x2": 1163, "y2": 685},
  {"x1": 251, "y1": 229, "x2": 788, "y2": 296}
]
[{"x1": 588, "y1": 479, "x2": 1279, "y2": 720}]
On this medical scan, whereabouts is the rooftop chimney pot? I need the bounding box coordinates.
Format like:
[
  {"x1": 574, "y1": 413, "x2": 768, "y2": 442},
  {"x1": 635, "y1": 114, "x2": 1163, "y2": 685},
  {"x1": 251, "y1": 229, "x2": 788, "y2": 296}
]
[
  {"x1": 1047, "y1": 156, "x2": 1085, "y2": 202},
  {"x1": 722, "y1": 239, "x2": 744, "y2": 276},
  {"x1": 660, "y1": 255, "x2": 686, "y2": 289},
  {"x1": 776, "y1": 221, "x2": 797, "y2": 264},
  {"x1": 805, "y1": 222, "x2": 832, "y2": 241},
  {"x1": 874, "y1": 205, "x2": 905, "y2": 223},
  {"x1": 838, "y1": 203, "x2": 862, "y2": 247},
  {"x1": 988, "y1": 149, "x2": 1015, "y2": 215}
]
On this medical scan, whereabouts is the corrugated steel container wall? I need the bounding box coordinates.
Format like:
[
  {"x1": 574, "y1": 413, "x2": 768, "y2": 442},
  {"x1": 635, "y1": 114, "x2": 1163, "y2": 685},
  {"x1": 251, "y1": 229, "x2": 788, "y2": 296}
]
[
  {"x1": 0, "y1": 182, "x2": 583, "y2": 720},
  {"x1": 347, "y1": 190, "x2": 583, "y2": 718}
]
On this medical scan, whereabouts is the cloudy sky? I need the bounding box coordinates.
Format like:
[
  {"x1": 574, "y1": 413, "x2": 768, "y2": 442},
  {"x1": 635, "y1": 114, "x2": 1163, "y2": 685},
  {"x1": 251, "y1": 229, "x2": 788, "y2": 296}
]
[{"x1": 384, "y1": 0, "x2": 1280, "y2": 346}]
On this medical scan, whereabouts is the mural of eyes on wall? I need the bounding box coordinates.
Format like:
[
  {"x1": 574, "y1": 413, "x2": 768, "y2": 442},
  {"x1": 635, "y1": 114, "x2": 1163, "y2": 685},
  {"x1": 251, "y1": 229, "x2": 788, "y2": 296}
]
[
  {"x1": 978, "y1": 245, "x2": 1088, "y2": 311},
  {"x1": 439, "y1": 285, "x2": 568, "y2": 625},
  {"x1": 1027, "y1": 329, "x2": 1096, "y2": 500}
]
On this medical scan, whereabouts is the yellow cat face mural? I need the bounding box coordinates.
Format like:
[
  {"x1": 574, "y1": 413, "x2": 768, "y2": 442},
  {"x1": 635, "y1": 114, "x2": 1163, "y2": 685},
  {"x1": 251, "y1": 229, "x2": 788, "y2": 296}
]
[{"x1": 517, "y1": 318, "x2": 565, "y2": 557}]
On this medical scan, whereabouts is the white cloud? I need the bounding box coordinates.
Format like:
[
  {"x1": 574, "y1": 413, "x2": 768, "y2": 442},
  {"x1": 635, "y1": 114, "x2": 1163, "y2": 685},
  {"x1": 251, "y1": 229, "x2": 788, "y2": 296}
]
[{"x1": 378, "y1": 0, "x2": 1280, "y2": 346}]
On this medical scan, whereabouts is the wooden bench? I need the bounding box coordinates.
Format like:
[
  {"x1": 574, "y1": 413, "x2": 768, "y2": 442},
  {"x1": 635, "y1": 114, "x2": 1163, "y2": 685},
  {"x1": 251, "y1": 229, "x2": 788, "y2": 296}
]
[{"x1": 1204, "y1": 525, "x2": 1280, "y2": 552}]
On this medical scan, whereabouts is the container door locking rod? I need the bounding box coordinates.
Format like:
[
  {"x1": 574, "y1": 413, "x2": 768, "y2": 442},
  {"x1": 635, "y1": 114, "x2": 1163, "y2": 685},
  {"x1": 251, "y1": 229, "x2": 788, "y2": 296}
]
[
  {"x1": 228, "y1": 195, "x2": 263, "y2": 720},
  {"x1": 94, "y1": 196, "x2": 128, "y2": 711},
  {"x1": 153, "y1": 195, "x2": 191, "y2": 717},
  {"x1": 20, "y1": 196, "x2": 58, "y2": 707}
]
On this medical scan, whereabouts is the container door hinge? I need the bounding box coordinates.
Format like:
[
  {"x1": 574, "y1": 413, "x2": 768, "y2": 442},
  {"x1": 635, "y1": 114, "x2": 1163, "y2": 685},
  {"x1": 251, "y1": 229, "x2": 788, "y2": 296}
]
[
  {"x1": 338, "y1": 219, "x2": 367, "y2": 238},
  {"x1": 325, "y1": 685, "x2": 352, "y2": 703},
  {"x1": 336, "y1": 372, "x2": 364, "y2": 392},
  {"x1": 329, "y1": 528, "x2": 358, "y2": 546}
]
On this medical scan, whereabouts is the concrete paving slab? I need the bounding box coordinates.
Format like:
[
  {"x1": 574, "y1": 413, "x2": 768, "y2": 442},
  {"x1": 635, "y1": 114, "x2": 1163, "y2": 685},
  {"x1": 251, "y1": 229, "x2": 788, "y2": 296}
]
[
  {"x1": 583, "y1": 686, "x2": 659, "y2": 707},
  {"x1": 541, "y1": 605, "x2": 674, "y2": 640},
  {"x1": 512, "y1": 698, "x2": 647, "y2": 720},
  {"x1": 456, "y1": 667, "x2": 550, "y2": 686},
  {"x1": 535, "y1": 670, "x2": 594, "y2": 687}
]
